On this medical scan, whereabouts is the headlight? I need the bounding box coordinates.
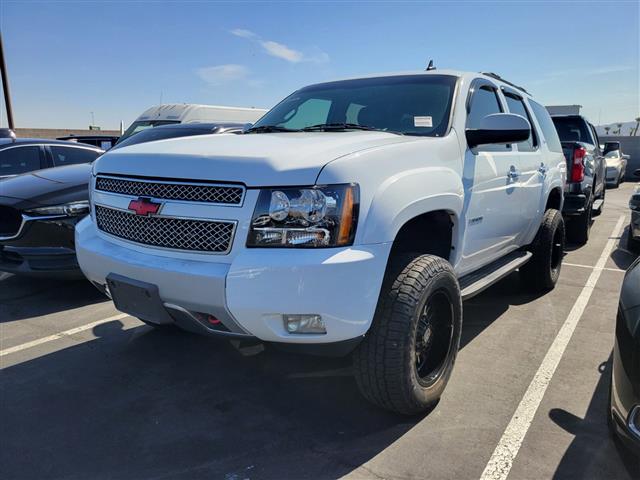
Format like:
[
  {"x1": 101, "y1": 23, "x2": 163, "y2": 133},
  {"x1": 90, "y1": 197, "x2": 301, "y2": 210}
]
[
  {"x1": 25, "y1": 201, "x2": 90, "y2": 217},
  {"x1": 247, "y1": 184, "x2": 359, "y2": 247}
]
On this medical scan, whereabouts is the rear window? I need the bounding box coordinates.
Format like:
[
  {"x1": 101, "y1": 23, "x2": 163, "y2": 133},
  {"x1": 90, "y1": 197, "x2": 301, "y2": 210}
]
[
  {"x1": 0, "y1": 146, "x2": 41, "y2": 176},
  {"x1": 551, "y1": 116, "x2": 594, "y2": 145},
  {"x1": 51, "y1": 146, "x2": 101, "y2": 166},
  {"x1": 112, "y1": 126, "x2": 211, "y2": 150},
  {"x1": 117, "y1": 120, "x2": 181, "y2": 144},
  {"x1": 529, "y1": 101, "x2": 563, "y2": 153}
]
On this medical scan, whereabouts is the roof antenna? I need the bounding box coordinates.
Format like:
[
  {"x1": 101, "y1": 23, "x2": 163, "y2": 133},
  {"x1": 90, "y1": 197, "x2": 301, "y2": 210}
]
[{"x1": 426, "y1": 59, "x2": 436, "y2": 71}]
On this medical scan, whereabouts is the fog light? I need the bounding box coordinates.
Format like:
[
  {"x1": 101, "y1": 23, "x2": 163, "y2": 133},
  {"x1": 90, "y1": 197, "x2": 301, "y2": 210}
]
[{"x1": 283, "y1": 314, "x2": 326, "y2": 334}]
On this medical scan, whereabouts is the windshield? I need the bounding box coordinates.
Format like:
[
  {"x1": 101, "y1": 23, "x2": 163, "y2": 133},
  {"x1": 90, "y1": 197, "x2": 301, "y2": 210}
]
[
  {"x1": 251, "y1": 74, "x2": 457, "y2": 137},
  {"x1": 551, "y1": 116, "x2": 594, "y2": 145},
  {"x1": 116, "y1": 120, "x2": 181, "y2": 144}
]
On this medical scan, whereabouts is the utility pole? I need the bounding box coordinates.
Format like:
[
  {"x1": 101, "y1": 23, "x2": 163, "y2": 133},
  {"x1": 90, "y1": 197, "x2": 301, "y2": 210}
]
[{"x1": 0, "y1": 31, "x2": 15, "y2": 130}]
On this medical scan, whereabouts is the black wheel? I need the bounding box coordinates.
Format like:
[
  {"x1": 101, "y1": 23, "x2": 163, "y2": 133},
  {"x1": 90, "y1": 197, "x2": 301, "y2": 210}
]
[
  {"x1": 353, "y1": 254, "x2": 462, "y2": 415},
  {"x1": 566, "y1": 199, "x2": 592, "y2": 244},
  {"x1": 628, "y1": 228, "x2": 640, "y2": 253},
  {"x1": 521, "y1": 208, "x2": 565, "y2": 291}
]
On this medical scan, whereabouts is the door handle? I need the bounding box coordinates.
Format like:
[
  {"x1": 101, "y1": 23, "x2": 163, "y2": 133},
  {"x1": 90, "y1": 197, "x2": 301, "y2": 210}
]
[
  {"x1": 538, "y1": 163, "x2": 548, "y2": 175},
  {"x1": 508, "y1": 166, "x2": 520, "y2": 179}
]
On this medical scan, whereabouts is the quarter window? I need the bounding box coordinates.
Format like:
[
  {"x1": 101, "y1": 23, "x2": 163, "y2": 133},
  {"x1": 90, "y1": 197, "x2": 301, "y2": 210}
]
[
  {"x1": 529, "y1": 101, "x2": 563, "y2": 153},
  {"x1": 0, "y1": 146, "x2": 41, "y2": 176},
  {"x1": 504, "y1": 93, "x2": 538, "y2": 152},
  {"x1": 51, "y1": 146, "x2": 101, "y2": 166}
]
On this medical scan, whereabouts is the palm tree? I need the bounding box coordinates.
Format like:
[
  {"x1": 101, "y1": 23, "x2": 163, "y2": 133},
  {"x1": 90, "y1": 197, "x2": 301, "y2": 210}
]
[
  {"x1": 615, "y1": 123, "x2": 623, "y2": 135},
  {"x1": 634, "y1": 117, "x2": 640, "y2": 136},
  {"x1": 604, "y1": 126, "x2": 611, "y2": 135}
]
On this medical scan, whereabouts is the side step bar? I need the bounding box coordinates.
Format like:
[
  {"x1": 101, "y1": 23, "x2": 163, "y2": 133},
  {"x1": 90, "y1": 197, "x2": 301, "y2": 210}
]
[
  {"x1": 459, "y1": 251, "x2": 532, "y2": 301},
  {"x1": 592, "y1": 198, "x2": 604, "y2": 217}
]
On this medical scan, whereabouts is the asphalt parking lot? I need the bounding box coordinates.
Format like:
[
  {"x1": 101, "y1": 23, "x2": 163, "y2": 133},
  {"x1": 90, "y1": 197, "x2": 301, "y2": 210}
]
[{"x1": 1, "y1": 183, "x2": 639, "y2": 480}]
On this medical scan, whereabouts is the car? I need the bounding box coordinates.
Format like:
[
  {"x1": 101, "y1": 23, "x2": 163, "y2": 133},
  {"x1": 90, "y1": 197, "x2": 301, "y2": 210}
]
[
  {"x1": 57, "y1": 135, "x2": 121, "y2": 150},
  {"x1": 76, "y1": 69, "x2": 566, "y2": 414},
  {"x1": 603, "y1": 142, "x2": 630, "y2": 188},
  {"x1": 628, "y1": 169, "x2": 640, "y2": 253},
  {"x1": 0, "y1": 123, "x2": 246, "y2": 277},
  {"x1": 609, "y1": 255, "x2": 640, "y2": 459},
  {"x1": 110, "y1": 122, "x2": 247, "y2": 150},
  {"x1": 0, "y1": 137, "x2": 103, "y2": 179},
  {"x1": 0, "y1": 164, "x2": 92, "y2": 277},
  {"x1": 115, "y1": 104, "x2": 267, "y2": 145},
  {"x1": 551, "y1": 114, "x2": 606, "y2": 244}
]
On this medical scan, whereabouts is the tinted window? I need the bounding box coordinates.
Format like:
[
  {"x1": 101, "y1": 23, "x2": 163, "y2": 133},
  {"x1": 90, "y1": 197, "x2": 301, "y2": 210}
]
[
  {"x1": 0, "y1": 146, "x2": 41, "y2": 176},
  {"x1": 551, "y1": 116, "x2": 594, "y2": 145},
  {"x1": 253, "y1": 75, "x2": 457, "y2": 137},
  {"x1": 529, "y1": 101, "x2": 563, "y2": 153},
  {"x1": 51, "y1": 146, "x2": 100, "y2": 166},
  {"x1": 118, "y1": 120, "x2": 181, "y2": 144},
  {"x1": 112, "y1": 126, "x2": 212, "y2": 150},
  {"x1": 504, "y1": 93, "x2": 537, "y2": 152},
  {"x1": 467, "y1": 85, "x2": 506, "y2": 151}
]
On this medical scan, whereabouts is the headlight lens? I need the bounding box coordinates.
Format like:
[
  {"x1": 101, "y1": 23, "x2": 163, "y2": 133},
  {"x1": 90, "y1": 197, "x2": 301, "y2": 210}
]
[
  {"x1": 25, "y1": 201, "x2": 90, "y2": 217},
  {"x1": 247, "y1": 184, "x2": 359, "y2": 247}
]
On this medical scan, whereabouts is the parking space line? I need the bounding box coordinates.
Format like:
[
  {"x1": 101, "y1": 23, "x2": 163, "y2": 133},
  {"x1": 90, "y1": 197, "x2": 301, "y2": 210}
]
[
  {"x1": 479, "y1": 215, "x2": 626, "y2": 480},
  {"x1": 0, "y1": 313, "x2": 130, "y2": 358},
  {"x1": 563, "y1": 262, "x2": 625, "y2": 273}
]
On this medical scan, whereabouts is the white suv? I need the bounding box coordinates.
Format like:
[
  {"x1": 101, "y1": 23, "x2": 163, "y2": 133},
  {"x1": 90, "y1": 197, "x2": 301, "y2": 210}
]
[{"x1": 76, "y1": 70, "x2": 566, "y2": 414}]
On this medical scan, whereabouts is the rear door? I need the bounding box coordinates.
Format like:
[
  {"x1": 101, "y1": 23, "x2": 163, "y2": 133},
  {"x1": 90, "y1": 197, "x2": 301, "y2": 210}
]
[
  {"x1": 502, "y1": 91, "x2": 545, "y2": 240},
  {"x1": 460, "y1": 79, "x2": 524, "y2": 269}
]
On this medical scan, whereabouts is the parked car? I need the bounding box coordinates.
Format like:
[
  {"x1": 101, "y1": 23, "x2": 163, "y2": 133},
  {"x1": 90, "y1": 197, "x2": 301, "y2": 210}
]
[
  {"x1": 609, "y1": 255, "x2": 640, "y2": 458},
  {"x1": 0, "y1": 123, "x2": 248, "y2": 277},
  {"x1": 0, "y1": 164, "x2": 91, "y2": 277},
  {"x1": 0, "y1": 138, "x2": 103, "y2": 179},
  {"x1": 110, "y1": 122, "x2": 246, "y2": 150},
  {"x1": 76, "y1": 69, "x2": 567, "y2": 414},
  {"x1": 628, "y1": 169, "x2": 640, "y2": 253},
  {"x1": 57, "y1": 135, "x2": 120, "y2": 150},
  {"x1": 551, "y1": 114, "x2": 606, "y2": 244},
  {"x1": 603, "y1": 141, "x2": 630, "y2": 188},
  {"x1": 116, "y1": 103, "x2": 267, "y2": 145}
]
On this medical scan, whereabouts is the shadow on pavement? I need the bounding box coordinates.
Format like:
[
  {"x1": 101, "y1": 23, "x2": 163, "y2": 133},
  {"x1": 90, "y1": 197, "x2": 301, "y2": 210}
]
[
  {"x1": 0, "y1": 275, "x2": 107, "y2": 322},
  {"x1": 1, "y1": 271, "x2": 545, "y2": 480},
  {"x1": 549, "y1": 357, "x2": 639, "y2": 479}
]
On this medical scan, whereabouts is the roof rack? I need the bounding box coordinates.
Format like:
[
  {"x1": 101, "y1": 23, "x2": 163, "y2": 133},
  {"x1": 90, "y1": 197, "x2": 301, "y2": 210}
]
[{"x1": 481, "y1": 72, "x2": 530, "y2": 96}]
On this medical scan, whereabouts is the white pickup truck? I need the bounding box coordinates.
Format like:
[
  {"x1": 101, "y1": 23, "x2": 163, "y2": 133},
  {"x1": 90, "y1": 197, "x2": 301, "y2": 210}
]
[{"x1": 76, "y1": 70, "x2": 566, "y2": 414}]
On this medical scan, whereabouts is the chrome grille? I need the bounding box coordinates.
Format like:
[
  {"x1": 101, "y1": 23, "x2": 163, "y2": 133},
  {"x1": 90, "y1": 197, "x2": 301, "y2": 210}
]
[
  {"x1": 95, "y1": 176, "x2": 244, "y2": 205},
  {"x1": 95, "y1": 205, "x2": 235, "y2": 253}
]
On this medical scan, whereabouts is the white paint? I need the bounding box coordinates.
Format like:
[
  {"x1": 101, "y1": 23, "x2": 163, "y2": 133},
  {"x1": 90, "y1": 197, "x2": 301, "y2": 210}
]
[
  {"x1": 563, "y1": 262, "x2": 625, "y2": 273},
  {"x1": 0, "y1": 313, "x2": 130, "y2": 358},
  {"x1": 479, "y1": 215, "x2": 626, "y2": 480}
]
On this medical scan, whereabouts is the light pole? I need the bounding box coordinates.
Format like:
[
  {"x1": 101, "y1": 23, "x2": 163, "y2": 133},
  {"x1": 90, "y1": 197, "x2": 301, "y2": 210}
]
[{"x1": 0, "y1": 30, "x2": 15, "y2": 130}]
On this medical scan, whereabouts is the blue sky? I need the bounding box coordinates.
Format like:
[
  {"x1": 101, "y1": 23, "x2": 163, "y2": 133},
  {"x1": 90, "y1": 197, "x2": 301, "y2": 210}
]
[{"x1": 1, "y1": 0, "x2": 638, "y2": 129}]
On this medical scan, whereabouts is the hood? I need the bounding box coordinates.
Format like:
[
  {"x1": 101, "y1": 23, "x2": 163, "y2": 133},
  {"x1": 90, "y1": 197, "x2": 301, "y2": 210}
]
[
  {"x1": 0, "y1": 163, "x2": 91, "y2": 209},
  {"x1": 94, "y1": 131, "x2": 415, "y2": 186}
]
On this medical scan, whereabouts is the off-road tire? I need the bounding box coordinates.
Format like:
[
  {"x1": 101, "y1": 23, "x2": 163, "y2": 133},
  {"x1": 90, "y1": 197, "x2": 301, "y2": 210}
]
[
  {"x1": 353, "y1": 254, "x2": 462, "y2": 415},
  {"x1": 566, "y1": 199, "x2": 592, "y2": 245},
  {"x1": 521, "y1": 208, "x2": 565, "y2": 291}
]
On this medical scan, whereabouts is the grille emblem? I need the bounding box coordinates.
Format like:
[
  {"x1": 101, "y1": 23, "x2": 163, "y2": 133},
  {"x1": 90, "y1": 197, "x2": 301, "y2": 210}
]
[{"x1": 128, "y1": 197, "x2": 161, "y2": 216}]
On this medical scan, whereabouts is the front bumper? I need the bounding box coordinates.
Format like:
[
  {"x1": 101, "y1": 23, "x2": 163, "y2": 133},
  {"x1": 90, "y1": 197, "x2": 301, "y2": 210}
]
[{"x1": 76, "y1": 217, "x2": 391, "y2": 345}]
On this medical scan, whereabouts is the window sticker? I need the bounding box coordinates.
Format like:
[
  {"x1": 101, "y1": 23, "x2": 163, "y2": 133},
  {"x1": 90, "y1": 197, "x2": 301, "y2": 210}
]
[{"x1": 414, "y1": 116, "x2": 433, "y2": 127}]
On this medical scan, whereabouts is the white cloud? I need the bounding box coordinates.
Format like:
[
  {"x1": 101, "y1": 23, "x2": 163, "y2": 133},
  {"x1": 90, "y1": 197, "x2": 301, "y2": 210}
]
[
  {"x1": 231, "y1": 28, "x2": 257, "y2": 39},
  {"x1": 196, "y1": 64, "x2": 249, "y2": 86},
  {"x1": 230, "y1": 28, "x2": 328, "y2": 64},
  {"x1": 261, "y1": 40, "x2": 303, "y2": 63}
]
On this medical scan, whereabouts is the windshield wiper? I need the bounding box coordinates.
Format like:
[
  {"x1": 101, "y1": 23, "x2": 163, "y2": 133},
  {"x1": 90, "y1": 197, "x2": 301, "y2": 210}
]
[
  {"x1": 301, "y1": 123, "x2": 403, "y2": 135},
  {"x1": 244, "y1": 125, "x2": 301, "y2": 134}
]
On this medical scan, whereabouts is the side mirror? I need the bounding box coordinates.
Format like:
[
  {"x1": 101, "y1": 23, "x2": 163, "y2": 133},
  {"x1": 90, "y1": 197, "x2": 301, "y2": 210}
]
[
  {"x1": 622, "y1": 154, "x2": 630, "y2": 160},
  {"x1": 466, "y1": 113, "x2": 531, "y2": 148}
]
